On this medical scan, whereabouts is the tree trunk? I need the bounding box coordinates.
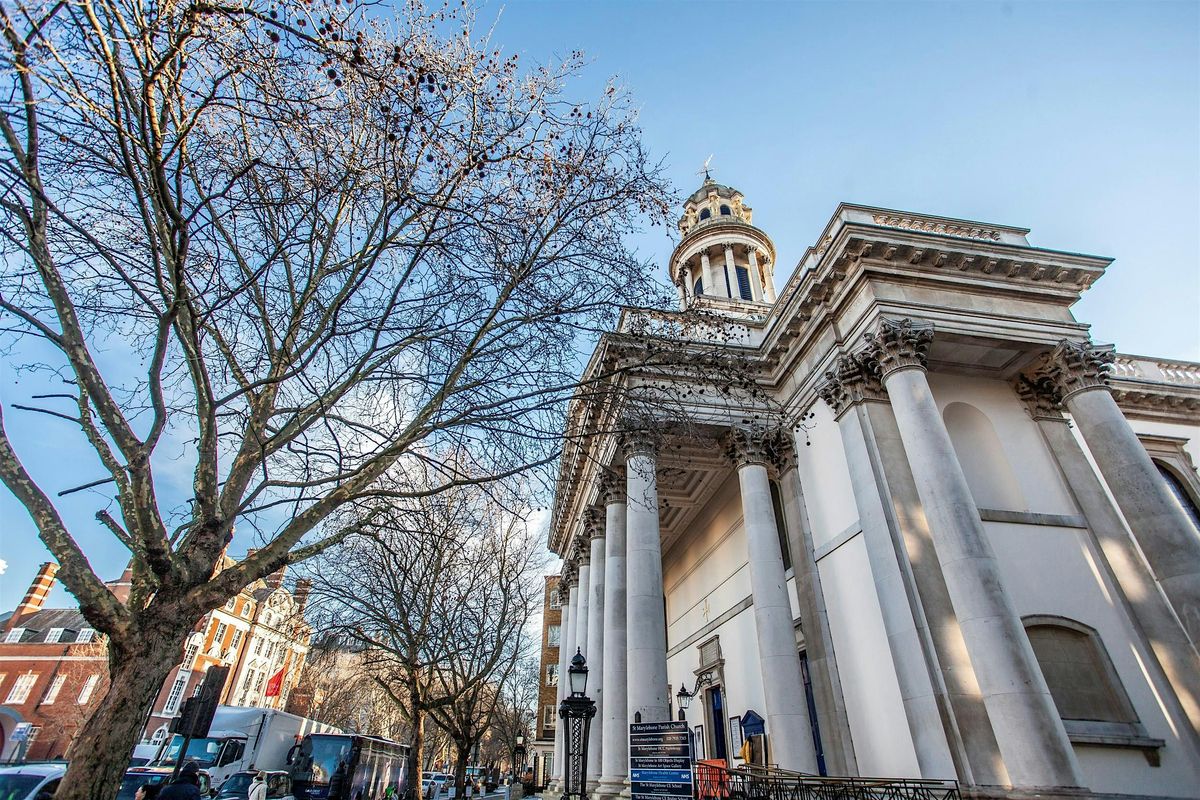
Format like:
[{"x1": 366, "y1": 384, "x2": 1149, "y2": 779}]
[
  {"x1": 54, "y1": 614, "x2": 192, "y2": 800},
  {"x1": 405, "y1": 709, "x2": 426, "y2": 800},
  {"x1": 454, "y1": 743, "x2": 471, "y2": 799}
]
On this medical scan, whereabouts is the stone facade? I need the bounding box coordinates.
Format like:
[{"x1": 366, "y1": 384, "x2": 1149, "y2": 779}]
[
  {"x1": 546, "y1": 184, "x2": 1200, "y2": 800},
  {"x1": 532, "y1": 575, "x2": 563, "y2": 788}
]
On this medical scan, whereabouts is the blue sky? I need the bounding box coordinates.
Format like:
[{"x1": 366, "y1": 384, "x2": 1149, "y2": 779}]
[{"x1": 2, "y1": 0, "x2": 1197, "y2": 610}]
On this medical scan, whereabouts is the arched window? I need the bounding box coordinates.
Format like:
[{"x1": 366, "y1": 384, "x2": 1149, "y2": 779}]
[
  {"x1": 699, "y1": 208, "x2": 711, "y2": 221},
  {"x1": 943, "y1": 402, "x2": 1025, "y2": 510},
  {"x1": 150, "y1": 725, "x2": 168, "y2": 745},
  {"x1": 1155, "y1": 461, "x2": 1200, "y2": 535},
  {"x1": 720, "y1": 204, "x2": 732, "y2": 216},
  {"x1": 693, "y1": 277, "x2": 704, "y2": 296},
  {"x1": 1023, "y1": 617, "x2": 1137, "y2": 725},
  {"x1": 735, "y1": 266, "x2": 753, "y2": 300}
]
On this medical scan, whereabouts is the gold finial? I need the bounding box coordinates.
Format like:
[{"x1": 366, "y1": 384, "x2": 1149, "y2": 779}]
[{"x1": 696, "y1": 154, "x2": 714, "y2": 182}]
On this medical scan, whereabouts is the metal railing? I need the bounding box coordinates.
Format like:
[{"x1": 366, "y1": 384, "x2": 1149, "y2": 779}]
[{"x1": 694, "y1": 761, "x2": 960, "y2": 800}]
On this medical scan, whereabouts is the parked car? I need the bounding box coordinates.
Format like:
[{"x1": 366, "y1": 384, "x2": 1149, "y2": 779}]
[
  {"x1": 422, "y1": 772, "x2": 451, "y2": 798},
  {"x1": 0, "y1": 763, "x2": 66, "y2": 800},
  {"x1": 116, "y1": 766, "x2": 212, "y2": 800},
  {"x1": 214, "y1": 770, "x2": 291, "y2": 799}
]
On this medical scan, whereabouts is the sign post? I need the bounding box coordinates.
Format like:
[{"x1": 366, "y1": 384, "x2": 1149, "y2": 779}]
[{"x1": 629, "y1": 721, "x2": 693, "y2": 800}]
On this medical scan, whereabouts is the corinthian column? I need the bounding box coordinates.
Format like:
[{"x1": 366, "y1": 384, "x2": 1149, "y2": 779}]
[
  {"x1": 623, "y1": 429, "x2": 669, "y2": 724},
  {"x1": 585, "y1": 509, "x2": 607, "y2": 787},
  {"x1": 1023, "y1": 341, "x2": 1200, "y2": 648},
  {"x1": 867, "y1": 318, "x2": 1082, "y2": 790},
  {"x1": 726, "y1": 425, "x2": 819, "y2": 772},
  {"x1": 599, "y1": 473, "x2": 630, "y2": 800},
  {"x1": 700, "y1": 251, "x2": 714, "y2": 296},
  {"x1": 722, "y1": 243, "x2": 736, "y2": 298},
  {"x1": 553, "y1": 569, "x2": 577, "y2": 786},
  {"x1": 746, "y1": 245, "x2": 763, "y2": 302}
]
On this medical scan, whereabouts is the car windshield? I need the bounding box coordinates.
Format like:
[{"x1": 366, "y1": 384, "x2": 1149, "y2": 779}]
[
  {"x1": 0, "y1": 776, "x2": 42, "y2": 800},
  {"x1": 217, "y1": 774, "x2": 253, "y2": 797},
  {"x1": 160, "y1": 735, "x2": 222, "y2": 766},
  {"x1": 115, "y1": 774, "x2": 167, "y2": 800}
]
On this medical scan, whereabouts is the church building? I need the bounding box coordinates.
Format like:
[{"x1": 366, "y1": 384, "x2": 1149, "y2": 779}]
[{"x1": 547, "y1": 177, "x2": 1200, "y2": 800}]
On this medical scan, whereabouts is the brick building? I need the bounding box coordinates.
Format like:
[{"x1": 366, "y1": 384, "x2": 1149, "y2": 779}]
[
  {"x1": 531, "y1": 574, "x2": 561, "y2": 788},
  {"x1": 0, "y1": 558, "x2": 313, "y2": 760}
]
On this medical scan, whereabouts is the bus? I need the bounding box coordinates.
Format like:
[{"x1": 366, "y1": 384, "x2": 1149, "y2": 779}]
[{"x1": 288, "y1": 732, "x2": 410, "y2": 800}]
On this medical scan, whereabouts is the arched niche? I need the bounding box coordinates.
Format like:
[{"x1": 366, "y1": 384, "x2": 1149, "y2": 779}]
[{"x1": 943, "y1": 401, "x2": 1025, "y2": 511}]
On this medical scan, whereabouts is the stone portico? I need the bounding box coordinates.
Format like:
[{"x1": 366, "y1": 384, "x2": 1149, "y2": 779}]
[{"x1": 545, "y1": 183, "x2": 1200, "y2": 800}]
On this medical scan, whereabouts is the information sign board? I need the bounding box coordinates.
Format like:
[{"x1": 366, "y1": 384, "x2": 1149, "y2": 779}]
[{"x1": 629, "y1": 721, "x2": 693, "y2": 800}]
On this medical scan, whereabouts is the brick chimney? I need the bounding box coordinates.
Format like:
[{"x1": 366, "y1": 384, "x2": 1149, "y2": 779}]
[
  {"x1": 6, "y1": 562, "x2": 59, "y2": 632},
  {"x1": 265, "y1": 565, "x2": 288, "y2": 591},
  {"x1": 294, "y1": 579, "x2": 312, "y2": 614}
]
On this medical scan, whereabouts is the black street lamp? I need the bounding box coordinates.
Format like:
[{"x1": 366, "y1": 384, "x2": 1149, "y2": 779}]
[
  {"x1": 513, "y1": 734, "x2": 527, "y2": 781},
  {"x1": 559, "y1": 649, "x2": 597, "y2": 800}
]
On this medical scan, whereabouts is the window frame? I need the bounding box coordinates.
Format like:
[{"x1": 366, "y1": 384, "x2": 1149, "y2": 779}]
[
  {"x1": 1023, "y1": 615, "x2": 1162, "y2": 756},
  {"x1": 5, "y1": 671, "x2": 38, "y2": 704},
  {"x1": 77, "y1": 673, "x2": 100, "y2": 705},
  {"x1": 41, "y1": 673, "x2": 67, "y2": 705}
]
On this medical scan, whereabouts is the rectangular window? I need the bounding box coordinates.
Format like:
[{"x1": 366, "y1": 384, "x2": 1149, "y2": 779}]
[
  {"x1": 214, "y1": 622, "x2": 228, "y2": 646},
  {"x1": 161, "y1": 672, "x2": 187, "y2": 713},
  {"x1": 230, "y1": 629, "x2": 244, "y2": 650},
  {"x1": 4, "y1": 628, "x2": 25, "y2": 643},
  {"x1": 735, "y1": 266, "x2": 753, "y2": 300},
  {"x1": 5, "y1": 672, "x2": 38, "y2": 704},
  {"x1": 546, "y1": 664, "x2": 559, "y2": 687},
  {"x1": 254, "y1": 671, "x2": 266, "y2": 692},
  {"x1": 45, "y1": 628, "x2": 64, "y2": 644},
  {"x1": 76, "y1": 629, "x2": 95, "y2": 643},
  {"x1": 41, "y1": 674, "x2": 67, "y2": 705},
  {"x1": 548, "y1": 590, "x2": 561, "y2": 610},
  {"x1": 254, "y1": 638, "x2": 264, "y2": 655},
  {"x1": 543, "y1": 705, "x2": 557, "y2": 729},
  {"x1": 182, "y1": 642, "x2": 199, "y2": 669},
  {"x1": 548, "y1": 624, "x2": 561, "y2": 647}
]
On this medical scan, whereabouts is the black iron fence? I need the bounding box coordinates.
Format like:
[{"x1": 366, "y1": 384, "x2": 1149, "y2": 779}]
[{"x1": 694, "y1": 762, "x2": 961, "y2": 800}]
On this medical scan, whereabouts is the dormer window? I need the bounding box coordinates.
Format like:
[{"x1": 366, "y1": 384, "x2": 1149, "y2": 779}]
[
  {"x1": 720, "y1": 205, "x2": 731, "y2": 216},
  {"x1": 76, "y1": 628, "x2": 95, "y2": 643},
  {"x1": 699, "y1": 208, "x2": 711, "y2": 221},
  {"x1": 4, "y1": 628, "x2": 25, "y2": 643},
  {"x1": 45, "y1": 628, "x2": 64, "y2": 644}
]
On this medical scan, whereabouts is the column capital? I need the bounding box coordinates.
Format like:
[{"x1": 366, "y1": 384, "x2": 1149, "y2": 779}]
[
  {"x1": 561, "y1": 563, "x2": 577, "y2": 589},
  {"x1": 1012, "y1": 375, "x2": 1067, "y2": 421},
  {"x1": 746, "y1": 244, "x2": 758, "y2": 254},
  {"x1": 722, "y1": 242, "x2": 735, "y2": 253},
  {"x1": 865, "y1": 318, "x2": 934, "y2": 378},
  {"x1": 620, "y1": 427, "x2": 660, "y2": 459},
  {"x1": 598, "y1": 469, "x2": 626, "y2": 504},
  {"x1": 725, "y1": 424, "x2": 790, "y2": 470},
  {"x1": 817, "y1": 350, "x2": 887, "y2": 417},
  {"x1": 585, "y1": 507, "x2": 606, "y2": 541},
  {"x1": 1020, "y1": 339, "x2": 1115, "y2": 406}
]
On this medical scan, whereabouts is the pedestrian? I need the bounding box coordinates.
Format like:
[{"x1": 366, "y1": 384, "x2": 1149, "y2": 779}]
[
  {"x1": 158, "y1": 761, "x2": 203, "y2": 800},
  {"x1": 248, "y1": 771, "x2": 268, "y2": 800}
]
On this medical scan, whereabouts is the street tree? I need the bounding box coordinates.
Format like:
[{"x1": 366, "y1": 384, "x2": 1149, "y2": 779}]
[
  {"x1": 305, "y1": 482, "x2": 544, "y2": 799},
  {"x1": 0, "y1": 0, "x2": 680, "y2": 795}
]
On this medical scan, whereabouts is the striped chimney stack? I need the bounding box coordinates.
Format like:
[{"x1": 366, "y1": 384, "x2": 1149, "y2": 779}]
[{"x1": 6, "y1": 562, "x2": 59, "y2": 632}]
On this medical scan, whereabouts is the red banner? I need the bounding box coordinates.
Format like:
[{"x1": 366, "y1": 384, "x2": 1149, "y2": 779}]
[{"x1": 265, "y1": 667, "x2": 285, "y2": 697}]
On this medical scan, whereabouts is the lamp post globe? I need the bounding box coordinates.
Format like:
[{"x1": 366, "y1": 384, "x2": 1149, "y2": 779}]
[{"x1": 559, "y1": 649, "x2": 597, "y2": 800}]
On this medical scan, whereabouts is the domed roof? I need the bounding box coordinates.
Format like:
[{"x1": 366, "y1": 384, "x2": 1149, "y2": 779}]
[{"x1": 686, "y1": 177, "x2": 742, "y2": 205}]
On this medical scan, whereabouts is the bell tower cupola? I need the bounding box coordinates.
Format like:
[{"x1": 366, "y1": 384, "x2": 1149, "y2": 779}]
[{"x1": 669, "y1": 167, "x2": 778, "y2": 311}]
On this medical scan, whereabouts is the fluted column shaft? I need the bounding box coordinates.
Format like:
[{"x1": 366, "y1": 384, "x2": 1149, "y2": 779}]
[
  {"x1": 599, "y1": 489, "x2": 630, "y2": 797},
  {"x1": 586, "y1": 529, "x2": 607, "y2": 785},
  {"x1": 874, "y1": 321, "x2": 1081, "y2": 788},
  {"x1": 625, "y1": 443, "x2": 669, "y2": 723},
  {"x1": 730, "y1": 434, "x2": 818, "y2": 772}
]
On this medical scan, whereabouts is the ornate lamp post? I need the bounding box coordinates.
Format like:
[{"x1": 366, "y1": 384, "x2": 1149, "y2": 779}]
[
  {"x1": 675, "y1": 670, "x2": 716, "y2": 720},
  {"x1": 513, "y1": 734, "x2": 527, "y2": 781},
  {"x1": 559, "y1": 649, "x2": 597, "y2": 800}
]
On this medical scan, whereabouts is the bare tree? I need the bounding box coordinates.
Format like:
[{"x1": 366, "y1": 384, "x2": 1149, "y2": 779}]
[
  {"x1": 0, "y1": 0, "x2": 689, "y2": 794},
  {"x1": 482, "y1": 657, "x2": 539, "y2": 775},
  {"x1": 286, "y1": 636, "x2": 408, "y2": 740},
  {"x1": 306, "y1": 482, "x2": 544, "y2": 798}
]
